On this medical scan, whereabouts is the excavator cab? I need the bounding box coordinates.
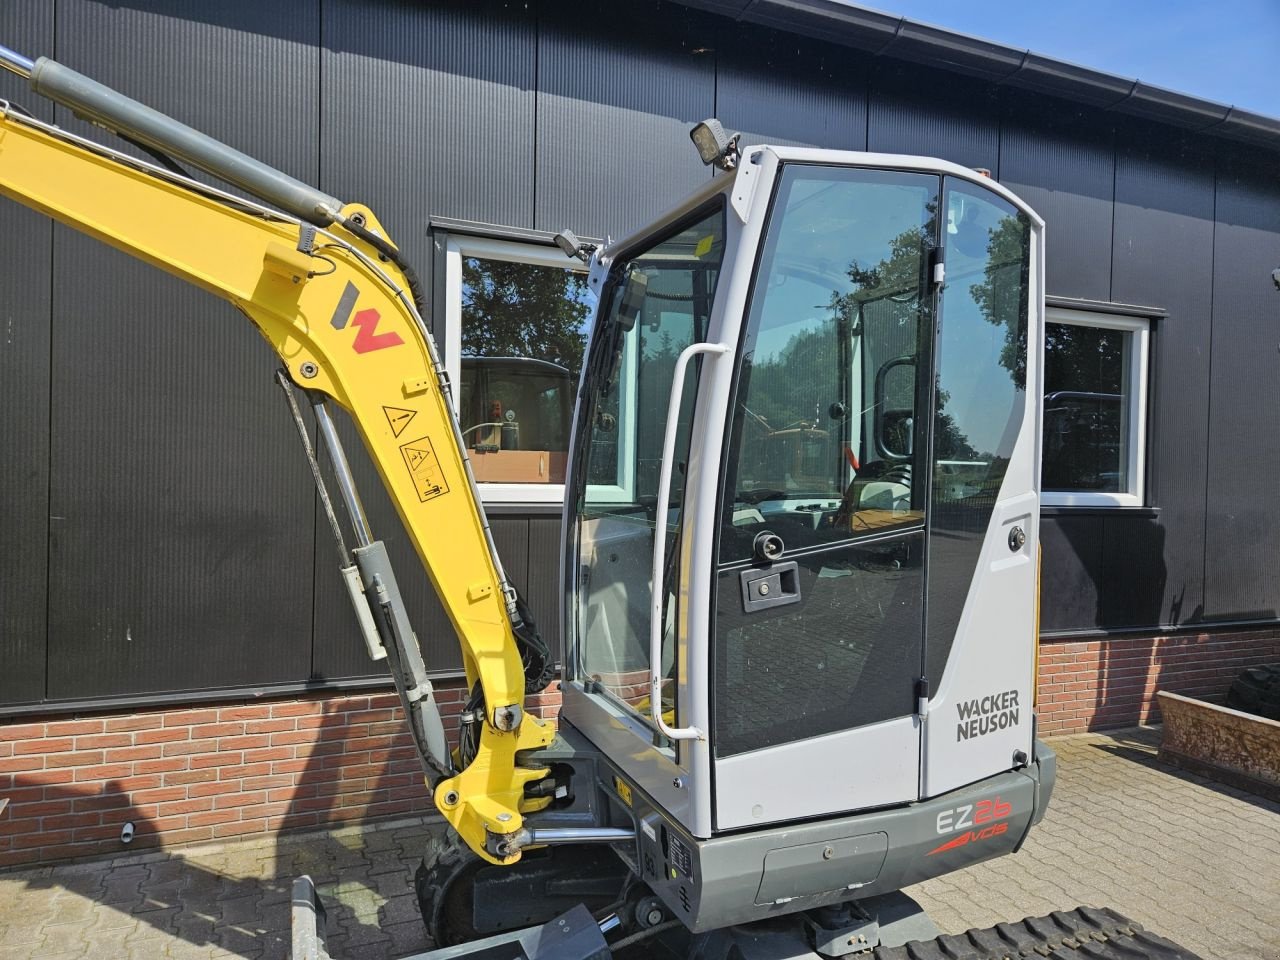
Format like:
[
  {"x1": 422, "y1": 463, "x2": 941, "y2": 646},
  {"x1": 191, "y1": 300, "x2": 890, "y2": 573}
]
[{"x1": 556, "y1": 145, "x2": 1049, "y2": 936}]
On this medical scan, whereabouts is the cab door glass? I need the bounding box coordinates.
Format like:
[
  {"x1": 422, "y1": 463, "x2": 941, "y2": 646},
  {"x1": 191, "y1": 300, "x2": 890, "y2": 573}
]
[
  {"x1": 569, "y1": 206, "x2": 727, "y2": 738},
  {"x1": 925, "y1": 181, "x2": 1030, "y2": 684},
  {"x1": 719, "y1": 166, "x2": 936, "y2": 563},
  {"x1": 714, "y1": 165, "x2": 936, "y2": 756}
]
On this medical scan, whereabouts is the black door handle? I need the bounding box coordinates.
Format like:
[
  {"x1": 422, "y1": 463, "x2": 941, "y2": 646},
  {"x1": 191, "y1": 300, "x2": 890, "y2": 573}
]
[{"x1": 739, "y1": 561, "x2": 801, "y2": 613}]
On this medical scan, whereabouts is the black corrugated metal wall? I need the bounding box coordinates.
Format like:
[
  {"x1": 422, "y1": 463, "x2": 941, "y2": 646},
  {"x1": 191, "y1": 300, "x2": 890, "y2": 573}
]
[{"x1": 2, "y1": 0, "x2": 1279, "y2": 712}]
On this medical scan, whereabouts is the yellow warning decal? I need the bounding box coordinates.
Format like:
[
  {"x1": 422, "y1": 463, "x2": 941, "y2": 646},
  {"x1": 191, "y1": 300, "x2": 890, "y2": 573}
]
[
  {"x1": 399, "y1": 436, "x2": 450, "y2": 502},
  {"x1": 614, "y1": 776, "x2": 633, "y2": 807},
  {"x1": 383, "y1": 405, "x2": 417, "y2": 438},
  {"x1": 694, "y1": 234, "x2": 714, "y2": 257}
]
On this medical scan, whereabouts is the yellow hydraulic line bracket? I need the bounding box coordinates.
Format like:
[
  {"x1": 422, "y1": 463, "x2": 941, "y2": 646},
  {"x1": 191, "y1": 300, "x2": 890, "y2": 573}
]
[{"x1": 0, "y1": 103, "x2": 550, "y2": 864}]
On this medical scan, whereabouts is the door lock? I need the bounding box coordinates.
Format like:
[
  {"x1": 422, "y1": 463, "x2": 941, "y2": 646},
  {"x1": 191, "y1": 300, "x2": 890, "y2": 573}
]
[
  {"x1": 753, "y1": 531, "x2": 785, "y2": 562},
  {"x1": 1008, "y1": 525, "x2": 1026, "y2": 552}
]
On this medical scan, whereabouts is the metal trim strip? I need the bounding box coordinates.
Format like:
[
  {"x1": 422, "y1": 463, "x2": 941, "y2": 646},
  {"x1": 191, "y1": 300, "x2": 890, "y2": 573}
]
[
  {"x1": 669, "y1": 0, "x2": 1280, "y2": 151},
  {"x1": 428, "y1": 216, "x2": 602, "y2": 248},
  {"x1": 1045, "y1": 294, "x2": 1167, "y2": 318},
  {"x1": 0, "y1": 675, "x2": 421, "y2": 719}
]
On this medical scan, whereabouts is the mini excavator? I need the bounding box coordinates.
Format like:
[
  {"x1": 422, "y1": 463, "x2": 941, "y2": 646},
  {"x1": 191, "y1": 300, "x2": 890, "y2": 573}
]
[{"x1": 0, "y1": 44, "x2": 1200, "y2": 960}]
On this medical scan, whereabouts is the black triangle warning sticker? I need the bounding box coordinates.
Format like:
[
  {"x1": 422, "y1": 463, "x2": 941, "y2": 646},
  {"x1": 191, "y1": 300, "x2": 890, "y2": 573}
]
[
  {"x1": 383, "y1": 405, "x2": 417, "y2": 438},
  {"x1": 399, "y1": 436, "x2": 449, "y2": 502}
]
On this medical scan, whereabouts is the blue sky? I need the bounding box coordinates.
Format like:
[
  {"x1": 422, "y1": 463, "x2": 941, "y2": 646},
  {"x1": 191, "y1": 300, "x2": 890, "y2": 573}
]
[{"x1": 860, "y1": 1, "x2": 1280, "y2": 118}]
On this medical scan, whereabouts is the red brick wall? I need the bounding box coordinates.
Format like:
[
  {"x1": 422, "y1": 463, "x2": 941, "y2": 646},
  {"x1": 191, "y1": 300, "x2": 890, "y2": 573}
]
[
  {"x1": 0, "y1": 679, "x2": 562, "y2": 869},
  {"x1": 3, "y1": 626, "x2": 1276, "y2": 867},
  {"x1": 1035, "y1": 628, "x2": 1280, "y2": 735}
]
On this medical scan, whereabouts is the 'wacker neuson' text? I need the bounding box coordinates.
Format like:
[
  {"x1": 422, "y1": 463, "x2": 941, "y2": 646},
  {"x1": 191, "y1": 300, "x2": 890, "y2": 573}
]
[{"x1": 956, "y1": 690, "x2": 1019, "y2": 741}]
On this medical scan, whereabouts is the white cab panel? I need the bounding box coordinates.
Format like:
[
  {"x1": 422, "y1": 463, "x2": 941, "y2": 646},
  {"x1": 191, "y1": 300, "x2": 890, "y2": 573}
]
[{"x1": 716, "y1": 715, "x2": 920, "y2": 830}]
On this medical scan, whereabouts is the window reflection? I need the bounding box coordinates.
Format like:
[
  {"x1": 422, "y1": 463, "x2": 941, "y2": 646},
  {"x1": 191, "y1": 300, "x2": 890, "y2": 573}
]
[
  {"x1": 459, "y1": 257, "x2": 592, "y2": 483},
  {"x1": 925, "y1": 181, "x2": 1030, "y2": 685},
  {"x1": 720, "y1": 168, "x2": 936, "y2": 564},
  {"x1": 934, "y1": 185, "x2": 1029, "y2": 480},
  {"x1": 1043, "y1": 322, "x2": 1129, "y2": 493}
]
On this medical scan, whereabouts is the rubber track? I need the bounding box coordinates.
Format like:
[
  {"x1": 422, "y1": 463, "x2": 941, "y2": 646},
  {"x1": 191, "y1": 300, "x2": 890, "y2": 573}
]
[{"x1": 869, "y1": 906, "x2": 1201, "y2": 960}]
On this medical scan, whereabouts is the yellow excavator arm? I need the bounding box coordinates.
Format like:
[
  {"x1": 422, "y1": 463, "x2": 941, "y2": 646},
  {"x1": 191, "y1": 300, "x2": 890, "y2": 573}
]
[{"x1": 0, "y1": 51, "x2": 552, "y2": 864}]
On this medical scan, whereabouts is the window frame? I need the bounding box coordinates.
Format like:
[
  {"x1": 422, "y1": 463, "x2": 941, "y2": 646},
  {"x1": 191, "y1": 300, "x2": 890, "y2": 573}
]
[
  {"x1": 1041, "y1": 306, "x2": 1150, "y2": 509},
  {"x1": 581, "y1": 324, "x2": 638, "y2": 506},
  {"x1": 443, "y1": 233, "x2": 591, "y2": 505}
]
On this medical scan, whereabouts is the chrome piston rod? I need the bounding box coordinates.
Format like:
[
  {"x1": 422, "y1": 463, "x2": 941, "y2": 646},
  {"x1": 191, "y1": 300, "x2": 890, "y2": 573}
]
[
  {"x1": 311, "y1": 399, "x2": 374, "y2": 549},
  {"x1": 528, "y1": 827, "x2": 636, "y2": 844},
  {"x1": 0, "y1": 44, "x2": 34, "y2": 79},
  {"x1": 508, "y1": 826, "x2": 636, "y2": 854}
]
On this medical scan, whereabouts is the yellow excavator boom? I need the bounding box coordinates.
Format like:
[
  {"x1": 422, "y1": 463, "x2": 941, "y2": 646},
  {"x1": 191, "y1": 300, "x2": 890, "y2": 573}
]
[{"x1": 0, "y1": 60, "x2": 551, "y2": 864}]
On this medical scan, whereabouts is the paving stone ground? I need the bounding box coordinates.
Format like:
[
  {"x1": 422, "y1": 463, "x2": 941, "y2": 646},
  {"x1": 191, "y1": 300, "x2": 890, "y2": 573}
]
[
  {"x1": 908, "y1": 727, "x2": 1280, "y2": 960},
  {"x1": 0, "y1": 726, "x2": 1276, "y2": 960}
]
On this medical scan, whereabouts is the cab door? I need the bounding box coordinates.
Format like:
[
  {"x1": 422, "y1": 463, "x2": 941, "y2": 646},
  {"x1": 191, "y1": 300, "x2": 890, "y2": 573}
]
[
  {"x1": 562, "y1": 198, "x2": 733, "y2": 833},
  {"x1": 710, "y1": 165, "x2": 939, "y2": 830}
]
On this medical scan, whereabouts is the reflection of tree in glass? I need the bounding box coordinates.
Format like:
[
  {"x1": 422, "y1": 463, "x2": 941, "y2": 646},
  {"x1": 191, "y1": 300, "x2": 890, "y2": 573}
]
[
  {"x1": 1041, "y1": 323, "x2": 1125, "y2": 491},
  {"x1": 736, "y1": 321, "x2": 842, "y2": 496},
  {"x1": 735, "y1": 226, "x2": 933, "y2": 480},
  {"x1": 643, "y1": 329, "x2": 680, "y2": 389},
  {"x1": 934, "y1": 386, "x2": 978, "y2": 461},
  {"x1": 828, "y1": 224, "x2": 927, "y2": 330},
  {"x1": 821, "y1": 221, "x2": 984, "y2": 464},
  {"x1": 636, "y1": 328, "x2": 682, "y2": 497},
  {"x1": 743, "y1": 323, "x2": 841, "y2": 434},
  {"x1": 462, "y1": 259, "x2": 591, "y2": 375},
  {"x1": 1045, "y1": 323, "x2": 1123, "y2": 390},
  {"x1": 969, "y1": 215, "x2": 1030, "y2": 388}
]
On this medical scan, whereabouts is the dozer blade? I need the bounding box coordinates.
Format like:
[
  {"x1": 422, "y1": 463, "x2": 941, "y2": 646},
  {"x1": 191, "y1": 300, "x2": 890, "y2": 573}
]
[{"x1": 292, "y1": 874, "x2": 611, "y2": 960}]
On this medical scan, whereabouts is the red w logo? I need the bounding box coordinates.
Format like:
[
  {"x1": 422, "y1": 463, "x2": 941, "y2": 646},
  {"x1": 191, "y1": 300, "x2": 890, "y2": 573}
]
[
  {"x1": 329, "y1": 281, "x2": 404, "y2": 354},
  {"x1": 350, "y1": 308, "x2": 404, "y2": 354}
]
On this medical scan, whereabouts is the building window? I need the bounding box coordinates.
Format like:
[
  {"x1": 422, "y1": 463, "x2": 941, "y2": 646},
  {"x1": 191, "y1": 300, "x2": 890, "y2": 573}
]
[
  {"x1": 443, "y1": 234, "x2": 594, "y2": 504},
  {"x1": 1041, "y1": 307, "x2": 1149, "y2": 507}
]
